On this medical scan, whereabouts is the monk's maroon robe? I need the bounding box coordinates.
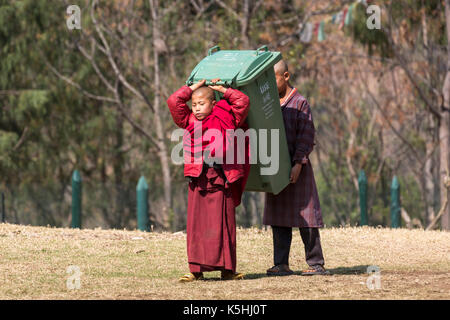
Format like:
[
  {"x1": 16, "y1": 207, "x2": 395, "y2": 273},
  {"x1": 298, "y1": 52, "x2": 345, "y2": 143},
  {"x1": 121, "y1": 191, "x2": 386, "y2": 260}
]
[
  {"x1": 167, "y1": 86, "x2": 250, "y2": 273},
  {"x1": 187, "y1": 166, "x2": 237, "y2": 272}
]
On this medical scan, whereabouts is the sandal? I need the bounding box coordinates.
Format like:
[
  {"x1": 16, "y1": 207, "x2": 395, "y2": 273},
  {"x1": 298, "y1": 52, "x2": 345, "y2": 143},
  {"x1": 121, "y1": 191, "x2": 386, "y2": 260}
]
[
  {"x1": 178, "y1": 272, "x2": 204, "y2": 282},
  {"x1": 221, "y1": 270, "x2": 245, "y2": 280},
  {"x1": 266, "y1": 264, "x2": 294, "y2": 276},
  {"x1": 301, "y1": 265, "x2": 330, "y2": 276}
]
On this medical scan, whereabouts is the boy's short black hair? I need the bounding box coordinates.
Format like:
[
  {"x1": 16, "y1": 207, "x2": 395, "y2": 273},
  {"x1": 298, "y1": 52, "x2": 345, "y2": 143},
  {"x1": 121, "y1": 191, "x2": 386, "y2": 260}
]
[{"x1": 192, "y1": 86, "x2": 215, "y2": 101}]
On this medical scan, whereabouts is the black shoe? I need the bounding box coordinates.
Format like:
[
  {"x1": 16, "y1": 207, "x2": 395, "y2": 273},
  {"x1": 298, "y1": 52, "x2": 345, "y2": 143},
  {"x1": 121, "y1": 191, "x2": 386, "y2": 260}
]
[
  {"x1": 301, "y1": 265, "x2": 330, "y2": 276},
  {"x1": 266, "y1": 264, "x2": 294, "y2": 276}
]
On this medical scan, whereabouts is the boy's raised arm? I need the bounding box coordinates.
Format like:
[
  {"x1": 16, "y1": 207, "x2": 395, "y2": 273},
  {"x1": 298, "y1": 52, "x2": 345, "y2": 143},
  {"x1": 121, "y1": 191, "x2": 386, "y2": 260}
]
[
  {"x1": 166, "y1": 85, "x2": 193, "y2": 129},
  {"x1": 222, "y1": 88, "x2": 250, "y2": 128}
]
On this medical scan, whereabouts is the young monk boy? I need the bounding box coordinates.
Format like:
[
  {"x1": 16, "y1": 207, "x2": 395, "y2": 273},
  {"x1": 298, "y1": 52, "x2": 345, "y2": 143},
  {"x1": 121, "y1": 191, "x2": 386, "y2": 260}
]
[{"x1": 167, "y1": 78, "x2": 251, "y2": 282}]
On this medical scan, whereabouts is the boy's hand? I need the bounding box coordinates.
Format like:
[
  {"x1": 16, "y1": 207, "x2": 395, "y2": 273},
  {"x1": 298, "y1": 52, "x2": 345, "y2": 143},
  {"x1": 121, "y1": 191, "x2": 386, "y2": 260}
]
[
  {"x1": 189, "y1": 79, "x2": 206, "y2": 91},
  {"x1": 289, "y1": 163, "x2": 302, "y2": 184},
  {"x1": 208, "y1": 78, "x2": 227, "y2": 94}
]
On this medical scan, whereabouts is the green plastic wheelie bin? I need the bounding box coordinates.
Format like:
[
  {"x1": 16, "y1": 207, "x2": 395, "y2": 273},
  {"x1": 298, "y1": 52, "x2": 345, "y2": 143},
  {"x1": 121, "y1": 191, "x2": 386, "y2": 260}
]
[{"x1": 186, "y1": 45, "x2": 291, "y2": 195}]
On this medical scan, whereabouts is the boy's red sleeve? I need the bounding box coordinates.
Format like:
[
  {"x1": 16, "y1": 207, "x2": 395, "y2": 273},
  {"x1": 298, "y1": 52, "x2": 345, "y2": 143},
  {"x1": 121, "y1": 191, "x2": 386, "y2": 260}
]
[
  {"x1": 222, "y1": 88, "x2": 250, "y2": 128},
  {"x1": 166, "y1": 85, "x2": 193, "y2": 129}
]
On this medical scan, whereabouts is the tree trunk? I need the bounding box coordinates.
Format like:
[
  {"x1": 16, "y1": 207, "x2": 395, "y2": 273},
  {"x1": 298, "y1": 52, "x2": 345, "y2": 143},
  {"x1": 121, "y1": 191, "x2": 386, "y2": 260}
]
[
  {"x1": 424, "y1": 132, "x2": 436, "y2": 226},
  {"x1": 242, "y1": 192, "x2": 252, "y2": 227},
  {"x1": 240, "y1": 0, "x2": 250, "y2": 49},
  {"x1": 258, "y1": 192, "x2": 264, "y2": 228},
  {"x1": 441, "y1": 0, "x2": 450, "y2": 230},
  {"x1": 150, "y1": 0, "x2": 172, "y2": 229},
  {"x1": 249, "y1": 192, "x2": 258, "y2": 227}
]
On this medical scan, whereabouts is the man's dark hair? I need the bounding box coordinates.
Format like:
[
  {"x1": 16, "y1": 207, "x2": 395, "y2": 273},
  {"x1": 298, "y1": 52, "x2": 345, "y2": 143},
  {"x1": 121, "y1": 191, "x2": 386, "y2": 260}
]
[{"x1": 274, "y1": 60, "x2": 289, "y2": 75}]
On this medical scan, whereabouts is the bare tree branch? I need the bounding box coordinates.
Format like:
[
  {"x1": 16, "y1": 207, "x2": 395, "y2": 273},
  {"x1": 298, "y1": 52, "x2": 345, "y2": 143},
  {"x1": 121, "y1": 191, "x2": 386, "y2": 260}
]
[
  {"x1": 213, "y1": 0, "x2": 240, "y2": 20},
  {"x1": 355, "y1": 62, "x2": 424, "y2": 166},
  {"x1": 76, "y1": 40, "x2": 116, "y2": 94},
  {"x1": 12, "y1": 126, "x2": 29, "y2": 151},
  {"x1": 42, "y1": 54, "x2": 118, "y2": 104},
  {"x1": 90, "y1": 0, "x2": 149, "y2": 105}
]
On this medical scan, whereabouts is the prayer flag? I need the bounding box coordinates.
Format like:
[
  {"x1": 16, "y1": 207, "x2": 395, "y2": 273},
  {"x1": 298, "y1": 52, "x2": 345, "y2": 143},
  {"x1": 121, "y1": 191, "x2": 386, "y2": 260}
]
[
  {"x1": 345, "y1": 3, "x2": 354, "y2": 26},
  {"x1": 313, "y1": 22, "x2": 319, "y2": 36},
  {"x1": 300, "y1": 23, "x2": 313, "y2": 43},
  {"x1": 331, "y1": 14, "x2": 337, "y2": 24},
  {"x1": 318, "y1": 21, "x2": 325, "y2": 41},
  {"x1": 339, "y1": 8, "x2": 348, "y2": 29}
]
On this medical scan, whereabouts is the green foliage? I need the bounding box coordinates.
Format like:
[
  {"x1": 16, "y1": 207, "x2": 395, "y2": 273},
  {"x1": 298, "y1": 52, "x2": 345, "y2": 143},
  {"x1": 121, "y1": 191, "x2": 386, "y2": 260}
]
[
  {"x1": 14, "y1": 90, "x2": 49, "y2": 123},
  {"x1": 398, "y1": 175, "x2": 425, "y2": 223},
  {"x1": 350, "y1": 3, "x2": 392, "y2": 58},
  {"x1": 351, "y1": 0, "x2": 446, "y2": 57},
  {"x1": 0, "y1": 130, "x2": 17, "y2": 150}
]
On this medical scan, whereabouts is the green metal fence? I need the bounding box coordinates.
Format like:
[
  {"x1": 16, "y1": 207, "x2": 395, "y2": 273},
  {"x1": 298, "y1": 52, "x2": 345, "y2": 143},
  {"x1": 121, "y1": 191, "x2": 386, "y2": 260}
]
[
  {"x1": 1, "y1": 169, "x2": 405, "y2": 230},
  {"x1": 358, "y1": 170, "x2": 401, "y2": 228}
]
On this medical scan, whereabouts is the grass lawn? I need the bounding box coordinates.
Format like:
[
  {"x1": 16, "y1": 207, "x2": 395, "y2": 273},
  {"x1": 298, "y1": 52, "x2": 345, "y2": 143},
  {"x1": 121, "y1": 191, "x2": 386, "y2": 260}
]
[{"x1": 0, "y1": 223, "x2": 448, "y2": 299}]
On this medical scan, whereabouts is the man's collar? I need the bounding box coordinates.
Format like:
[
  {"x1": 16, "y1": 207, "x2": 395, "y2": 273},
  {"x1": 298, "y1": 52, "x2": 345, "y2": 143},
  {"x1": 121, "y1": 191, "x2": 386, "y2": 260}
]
[{"x1": 281, "y1": 87, "x2": 297, "y2": 107}]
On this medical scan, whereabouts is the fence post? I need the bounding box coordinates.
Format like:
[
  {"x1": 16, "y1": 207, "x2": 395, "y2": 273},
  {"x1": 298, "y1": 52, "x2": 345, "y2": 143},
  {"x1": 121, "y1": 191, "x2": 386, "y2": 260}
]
[
  {"x1": 71, "y1": 170, "x2": 82, "y2": 229},
  {"x1": 358, "y1": 170, "x2": 368, "y2": 226},
  {"x1": 137, "y1": 176, "x2": 149, "y2": 232},
  {"x1": 1, "y1": 192, "x2": 5, "y2": 223},
  {"x1": 390, "y1": 176, "x2": 400, "y2": 228}
]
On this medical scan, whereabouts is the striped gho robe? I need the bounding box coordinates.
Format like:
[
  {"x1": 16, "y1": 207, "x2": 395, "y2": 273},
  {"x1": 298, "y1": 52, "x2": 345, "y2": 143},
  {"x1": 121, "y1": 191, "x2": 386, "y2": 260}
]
[{"x1": 263, "y1": 88, "x2": 323, "y2": 228}]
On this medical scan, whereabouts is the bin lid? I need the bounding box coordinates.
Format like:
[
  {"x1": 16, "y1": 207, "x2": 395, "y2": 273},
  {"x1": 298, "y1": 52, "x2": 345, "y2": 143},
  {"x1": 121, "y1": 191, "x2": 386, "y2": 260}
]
[{"x1": 186, "y1": 45, "x2": 282, "y2": 87}]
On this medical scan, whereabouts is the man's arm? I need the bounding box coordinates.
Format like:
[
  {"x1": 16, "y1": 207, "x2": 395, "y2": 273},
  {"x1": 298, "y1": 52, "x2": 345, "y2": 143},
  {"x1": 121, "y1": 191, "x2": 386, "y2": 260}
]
[
  {"x1": 293, "y1": 98, "x2": 315, "y2": 164},
  {"x1": 222, "y1": 88, "x2": 250, "y2": 128},
  {"x1": 166, "y1": 85, "x2": 193, "y2": 129}
]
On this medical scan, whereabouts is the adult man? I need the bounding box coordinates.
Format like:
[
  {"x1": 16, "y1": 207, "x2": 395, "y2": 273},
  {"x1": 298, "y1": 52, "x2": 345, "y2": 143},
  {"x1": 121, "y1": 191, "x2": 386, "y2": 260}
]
[{"x1": 263, "y1": 60, "x2": 329, "y2": 276}]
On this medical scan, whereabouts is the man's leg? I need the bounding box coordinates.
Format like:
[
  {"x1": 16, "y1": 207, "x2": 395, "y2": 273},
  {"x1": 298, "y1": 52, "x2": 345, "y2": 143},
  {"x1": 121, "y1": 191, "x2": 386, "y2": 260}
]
[
  {"x1": 267, "y1": 226, "x2": 294, "y2": 276},
  {"x1": 299, "y1": 227, "x2": 325, "y2": 268},
  {"x1": 272, "y1": 226, "x2": 292, "y2": 266}
]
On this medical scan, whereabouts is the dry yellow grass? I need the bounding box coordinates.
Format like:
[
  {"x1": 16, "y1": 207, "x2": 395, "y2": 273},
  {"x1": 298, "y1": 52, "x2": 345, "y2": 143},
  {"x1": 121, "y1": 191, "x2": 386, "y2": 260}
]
[{"x1": 0, "y1": 223, "x2": 448, "y2": 300}]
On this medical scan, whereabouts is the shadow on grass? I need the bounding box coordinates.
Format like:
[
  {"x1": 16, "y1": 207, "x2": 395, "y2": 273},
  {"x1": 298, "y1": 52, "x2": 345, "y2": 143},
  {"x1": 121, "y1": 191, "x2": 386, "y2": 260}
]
[
  {"x1": 241, "y1": 265, "x2": 371, "y2": 280},
  {"x1": 200, "y1": 273, "x2": 268, "y2": 281},
  {"x1": 326, "y1": 265, "x2": 370, "y2": 275},
  {"x1": 199, "y1": 265, "x2": 370, "y2": 281}
]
